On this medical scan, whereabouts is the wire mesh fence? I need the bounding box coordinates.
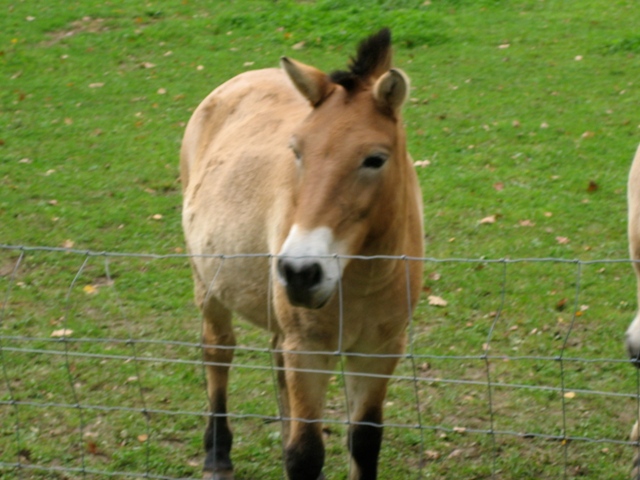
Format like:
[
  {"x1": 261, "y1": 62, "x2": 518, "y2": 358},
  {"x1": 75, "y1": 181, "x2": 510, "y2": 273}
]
[{"x1": 1, "y1": 244, "x2": 639, "y2": 479}]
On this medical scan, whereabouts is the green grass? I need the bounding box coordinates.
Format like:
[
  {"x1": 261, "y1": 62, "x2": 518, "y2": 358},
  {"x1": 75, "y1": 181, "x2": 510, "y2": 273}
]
[{"x1": 1, "y1": 0, "x2": 640, "y2": 478}]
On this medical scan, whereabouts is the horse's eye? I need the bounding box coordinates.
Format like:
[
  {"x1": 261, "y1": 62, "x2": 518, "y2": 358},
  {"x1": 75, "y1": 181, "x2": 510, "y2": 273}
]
[{"x1": 362, "y1": 154, "x2": 387, "y2": 169}]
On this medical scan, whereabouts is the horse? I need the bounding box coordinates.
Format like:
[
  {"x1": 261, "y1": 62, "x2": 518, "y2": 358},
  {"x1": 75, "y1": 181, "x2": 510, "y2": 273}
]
[
  {"x1": 180, "y1": 29, "x2": 424, "y2": 480},
  {"x1": 626, "y1": 144, "x2": 640, "y2": 478}
]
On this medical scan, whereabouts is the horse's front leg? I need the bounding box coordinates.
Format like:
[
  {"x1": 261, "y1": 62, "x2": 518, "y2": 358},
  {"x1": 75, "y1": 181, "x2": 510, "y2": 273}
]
[
  {"x1": 281, "y1": 339, "x2": 338, "y2": 480},
  {"x1": 200, "y1": 297, "x2": 236, "y2": 480},
  {"x1": 344, "y1": 346, "x2": 403, "y2": 480}
]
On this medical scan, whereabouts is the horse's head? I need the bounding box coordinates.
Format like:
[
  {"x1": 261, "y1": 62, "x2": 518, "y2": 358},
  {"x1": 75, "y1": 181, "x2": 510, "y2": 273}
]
[{"x1": 276, "y1": 29, "x2": 414, "y2": 309}]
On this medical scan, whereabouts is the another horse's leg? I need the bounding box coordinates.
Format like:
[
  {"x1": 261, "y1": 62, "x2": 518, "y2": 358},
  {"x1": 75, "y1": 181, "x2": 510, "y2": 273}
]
[
  {"x1": 272, "y1": 334, "x2": 291, "y2": 445},
  {"x1": 281, "y1": 339, "x2": 337, "y2": 480},
  {"x1": 200, "y1": 294, "x2": 236, "y2": 480},
  {"x1": 344, "y1": 350, "x2": 402, "y2": 480}
]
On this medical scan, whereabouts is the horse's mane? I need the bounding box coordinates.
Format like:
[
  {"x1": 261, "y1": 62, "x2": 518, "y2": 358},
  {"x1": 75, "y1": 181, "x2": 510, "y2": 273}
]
[{"x1": 329, "y1": 28, "x2": 392, "y2": 92}]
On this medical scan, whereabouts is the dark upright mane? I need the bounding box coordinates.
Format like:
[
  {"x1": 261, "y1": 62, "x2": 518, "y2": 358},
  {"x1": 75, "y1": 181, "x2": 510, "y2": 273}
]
[{"x1": 329, "y1": 28, "x2": 392, "y2": 92}]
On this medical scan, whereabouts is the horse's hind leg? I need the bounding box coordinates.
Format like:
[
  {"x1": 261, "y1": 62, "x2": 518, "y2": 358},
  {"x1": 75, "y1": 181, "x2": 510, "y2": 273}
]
[
  {"x1": 344, "y1": 352, "x2": 401, "y2": 480},
  {"x1": 200, "y1": 294, "x2": 236, "y2": 480}
]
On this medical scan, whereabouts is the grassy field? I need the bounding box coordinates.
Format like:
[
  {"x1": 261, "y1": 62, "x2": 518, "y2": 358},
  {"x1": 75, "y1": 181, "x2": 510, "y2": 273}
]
[{"x1": 1, "y1": 0, "x2": 640, "y2": 478}]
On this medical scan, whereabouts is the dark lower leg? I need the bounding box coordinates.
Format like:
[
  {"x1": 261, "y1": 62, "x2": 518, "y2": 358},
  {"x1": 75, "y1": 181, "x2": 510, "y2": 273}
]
[
  {"x1": 285, "y1": 424, "x2": 325, "y2": 480},
  {"x1": 204, "y1": 390, "x2": 233, "y2": 474},
  {"x1": 348, "y1": 407, "x2": 383, "y2": 480}
]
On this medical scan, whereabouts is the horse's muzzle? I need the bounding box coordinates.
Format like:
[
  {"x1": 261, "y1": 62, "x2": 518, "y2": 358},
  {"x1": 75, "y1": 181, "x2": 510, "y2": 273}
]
[
  {"x1": 626, "y1": 314, "x2": 640, "y2": 368},
  {"x1": 277, "y1": 257, "x2": 332, "y2": 309}
]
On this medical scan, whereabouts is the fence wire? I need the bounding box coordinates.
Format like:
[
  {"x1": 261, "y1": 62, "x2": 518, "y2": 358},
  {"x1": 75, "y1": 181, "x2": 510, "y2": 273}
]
[{"x1": 1, "y1": 244, "x2": 639, "y2": 479}]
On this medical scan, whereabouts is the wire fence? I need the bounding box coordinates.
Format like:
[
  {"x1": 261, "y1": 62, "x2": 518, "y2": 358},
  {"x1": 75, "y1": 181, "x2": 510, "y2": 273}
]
[{"x1": 1, "y1": 244, "x2": 639, "y2": 479}]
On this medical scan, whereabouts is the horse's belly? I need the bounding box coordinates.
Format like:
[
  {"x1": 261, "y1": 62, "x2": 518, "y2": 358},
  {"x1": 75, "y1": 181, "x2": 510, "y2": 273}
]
[{"x1": 181, "y1": 68, "x2": 309, "y2": 330}]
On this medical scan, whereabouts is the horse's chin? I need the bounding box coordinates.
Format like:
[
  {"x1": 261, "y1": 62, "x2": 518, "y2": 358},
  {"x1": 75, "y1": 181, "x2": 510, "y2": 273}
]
[{"x1": 285, "y1": 286, "x2": 334, "y2": 310}]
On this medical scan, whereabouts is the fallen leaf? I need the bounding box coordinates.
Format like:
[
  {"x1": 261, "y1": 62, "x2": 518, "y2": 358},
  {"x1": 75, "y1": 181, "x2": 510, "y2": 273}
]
[
  {"x1": 196, "y1": 65, "x2": 204, "y2": 71},
  {"x1": 587, "y1": 180, "x2": 598, "y2": 192},
  {"x1": 413, "y1": 159, "x2": 431, "y2": 167},
  {"x1": 292, "y1": 41, "x2": 305, "y2": 50},
  {"x1": 555, "y1": 298, "x2": 567, "y2": 311},
  {"x1": 48, "y1": 199, "x2": 58, "y2": 206},
  {"x1": 493, "y1": 182, "x2": 504, "y2": 191},
  {"x1": 519, "y1": 220, "x2": 535, "y2": 227},
  {"x1": 137, "y1": 434, "x2": 149, "y2": 442},
  {"x1": 151, "y1": 214, "x2": 163, "y2": 220},
  {"x1": 64, "y1": 117, "x2": 73, "y2": 125},
  {"x1": 479, "y1": 215, "x2": 496, "y2": 224},
  {"x1": 89, "y1": 83, "x2": 104, "y2": 88},
  {"x1": 83, "y1": 285, "x2": 98, "y2": 295},
  {"x1": 540, "y1": 122, "x2": 549, "y2": 129},
  {"x1": 87, "y1": 440, "x2": 99, "y2": 455},
  {"x1": 141, "y1": 62, "x2": 156, "y2": 69},
  {"x1": 428, "y1": 295, "x2": 448, "y2": 307},
  {"x1": 424, "y1": 450, "x2": 440, "y2": 461},
  {"x1": 448, "y1": 448, "x2": 465, "y2": 459},
  {"x1": 581, "y1": 131, "x2": 595, "y2": 139},
  {"x1": 62, "y1": 239, "x2": 75, "y2": 249},
  {"x1": 498, "y1": 43, "x2": 510, "y2": 49},
  {"x1": 512, "y1": 120, "x2": 521, "y2": 128},
  {"x1": 453, "y1": 426, "x2": 467, "y2": 433},
  {"x1": 574, "y1": 55, "x2": 583, "y2": 61},
  {"x1": 564, "y1": 391, "x2": 576, "y2": 399},
  {"x1": 19, "y1": 158, "x2": 31, "y2": 164},
  {"x1": 428, "y1": 272, "x2": 441, "y2": 281},
  {"x1": 51, "y1": 328, "x2": 73, "y2": 337},
  {"x1": 556, "y1": 236, "x2": 570, "y2": 245},
  {"x1": 157, "y1": 88, "x2": 167, "y2": 95}
]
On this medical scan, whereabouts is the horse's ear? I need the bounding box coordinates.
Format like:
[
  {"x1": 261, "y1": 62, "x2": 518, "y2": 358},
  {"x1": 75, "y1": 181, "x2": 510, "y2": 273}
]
[
  {"x1": 373, "y1": 68, "x2": 410, "y2": 113},
  {"x1": 281, "y1": 57, "x2": 332, "y2": 107}
]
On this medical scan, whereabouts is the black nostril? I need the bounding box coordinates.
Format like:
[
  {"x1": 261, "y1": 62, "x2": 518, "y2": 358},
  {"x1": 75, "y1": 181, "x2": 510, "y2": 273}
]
[
  {"x1": 302, "y1": 263, "x2": 322, "y2": 288},
  {"x1": 278, "y1": 259, "x2": 323, "y2": 291}
]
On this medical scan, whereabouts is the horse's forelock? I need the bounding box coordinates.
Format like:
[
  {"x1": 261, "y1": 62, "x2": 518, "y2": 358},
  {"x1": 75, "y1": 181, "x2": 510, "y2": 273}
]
[{"x1": 329, "y1": 28, "x2": 392, "y2": 92}]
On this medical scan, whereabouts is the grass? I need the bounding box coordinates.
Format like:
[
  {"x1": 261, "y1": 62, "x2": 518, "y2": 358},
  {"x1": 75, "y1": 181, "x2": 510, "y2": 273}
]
[{"x1": 1, "y1": 0, "x2": 640, "y2": 478}]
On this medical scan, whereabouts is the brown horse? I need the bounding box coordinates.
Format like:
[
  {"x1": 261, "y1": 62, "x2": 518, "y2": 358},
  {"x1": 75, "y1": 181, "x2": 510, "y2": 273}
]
[{"x1": 180, "y1": 29, "x2": 424, "y2": 480}]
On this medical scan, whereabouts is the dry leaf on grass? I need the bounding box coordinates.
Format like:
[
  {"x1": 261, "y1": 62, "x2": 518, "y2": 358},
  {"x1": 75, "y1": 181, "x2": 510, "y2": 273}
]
[
  {"x1": 51, "y1": 328, "x2": 73, "y2": 337},
  {"x1": 479, "y1": 215, "x2": 496, "y2": 224},
  {"x1": 428, "y1": 295, "x2": 448, "y2": 307},
  {"x1": 83, "y1": 285, "x2": 98, "y2": 295}
]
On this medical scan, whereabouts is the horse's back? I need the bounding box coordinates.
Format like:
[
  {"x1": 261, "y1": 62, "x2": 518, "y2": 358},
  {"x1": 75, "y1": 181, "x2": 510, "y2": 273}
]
[{"x1": 181, "y1": 68, "x2": 308, "y2": 326}]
